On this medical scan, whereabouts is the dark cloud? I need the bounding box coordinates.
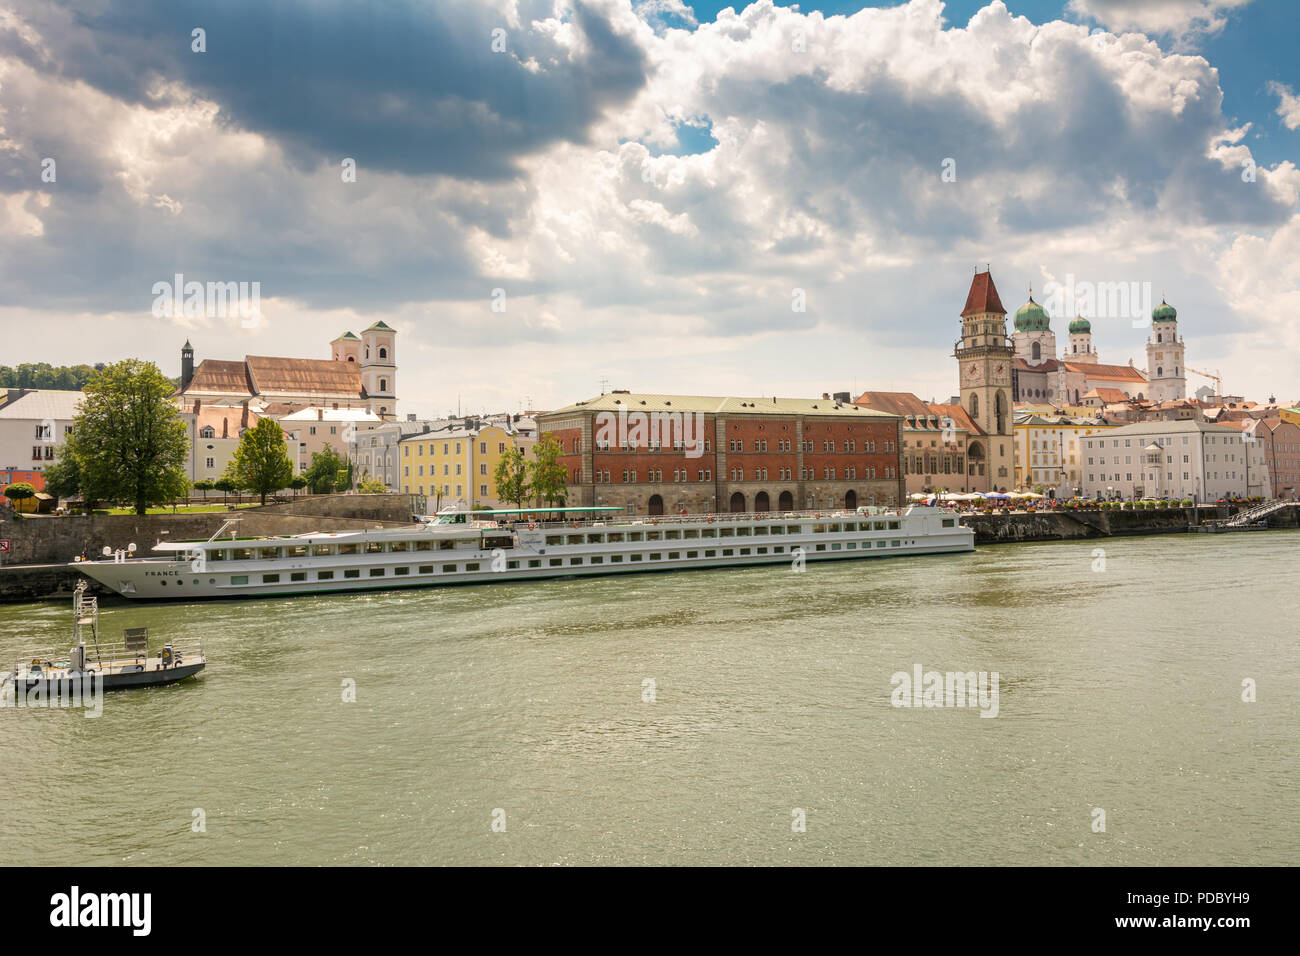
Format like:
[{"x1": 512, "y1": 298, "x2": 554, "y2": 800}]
[{"x1": 2, "y1": 0, "x2": 648, "y2": 180}]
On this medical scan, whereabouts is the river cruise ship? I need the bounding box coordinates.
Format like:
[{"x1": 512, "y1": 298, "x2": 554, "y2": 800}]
[{"x1": 74, "y1": 505, "x2": 974, "y2": 601}]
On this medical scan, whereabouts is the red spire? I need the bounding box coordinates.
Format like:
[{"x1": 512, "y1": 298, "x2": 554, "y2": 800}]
[{"x1": 962, "y1": 270, "x2": 1006, "y2": 317}]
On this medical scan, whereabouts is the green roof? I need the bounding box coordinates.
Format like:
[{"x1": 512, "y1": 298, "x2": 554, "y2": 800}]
[
  {"x1": 332, "y1": 331, "x2": 360, "y2": 341},
  {"x1": 1152, "y1": 299, "x2": 1177, "y2": 322},
  {"x1": 1068, "y1": 316, "x2": 1091, "y2": 334},
  {"x1": 364, "y1": 320, "x2": 395, "y2": 332},
  {"x1": 1014, "y1": 296, "x2": 1050, "y2": 332}
]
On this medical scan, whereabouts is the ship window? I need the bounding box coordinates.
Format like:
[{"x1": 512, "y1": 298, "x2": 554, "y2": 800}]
[
  {"x1": 942, "y1": 519, "x2": 955, "y2": 527},
  {"x1": 439, "y1": 541, "x2": 454, "y2": 550},
  {"x1": 548, "y1": 558, "x2": 563, "y2": 567},
  {"x1": 312, "y1": 545, "x2": 332, "y2": 556},
  {"x1": 787, "y1": 525, "x2": 800, "y2": 534},
  {"x1": 262, "y1": 573, "x2": 280, "y2": 583},
  {"x1": 568, "y1": 535, "x2": 584, "y2": 545},
  {"x1": 344, "y1": 569, "x2": 361, "y2": 578},
  {"x1": 366, "y1": 542, "x2": 385, "y2": 554},
  {"x1": 464, "y1": 564, "x2": 479, "y2": 572},
  {"x1": 687, "y1": 551, "x2": 699, "y2": 558},
  {"x1": 647, "y1": 531, "x2": 662, "y2": 541},
  {"x1": 757, "y1": 547, "x2": 768, "y2": 554},
  {"x1": 506, "y1": 561, "x2": 518, "y2": 570},
  {"x1": 317, "y1": 571, "x2": 334, "y2": 580},
  {"x1": 719, "y1": 528, "x2": 734, "y2": 537},
  {"x1": 390, "y1": 542, "x2": 408, "y2": 552},
  {"x1": 649, "y1": 553, "x2": 662, "y2": 561},
  {"x1": 774, "y1": 545, "x2": 784, "y2": 553},
  {"x1": 769, "y1": 526, "x2": 783, "y2": 535},
  {"x1": 208, "y1": 550, "x2": 227, "y2": 561},
  {"x1": 668, "y1": 552, "x2": 680, "y2": 560},
  {"x1": 290, "y1": 572, "x2": 307, "y2": 582},
  {"x1": 815, "y1": 544, "x2": 825, "y2": 551},
  {"x1": 259, "y1": 548, "x2": 281, "y2": 560},
  {"x1": 570, "y1": 557, "x2": 583, "y2": 565},
  {"x1": 338, "y1": 544, "x2": 359, "y2": 555},
  {"x1": 665, "y1": 530, "x2": 681, "y2": 540},
  {"x1": 395, "y1": 567, "x2": 411, "y2": 575},
  {"x1": 231, "y1": 575, "x2": 248, "y2": 585},
  {"x1": 630, "y1": 554, "x2": 643, "y2": 562},
  {"x1": 739, "y1": 548, "x2": 751, "y2": 555},
  {"x1": 828, "y1": 524, "x2": 841, "y2": 533},
  {"x1": 702, "y1": 529, "x2": 717, "y2": 538},
  {"x1": 590, "y1": 556, "x2": 603, "y2": 564},
  {"x1": 586, "y1": 534, "x2": 604, "y2": 543},
  {"x1": 607, "y1": 532, "x2": 624, "y2": 543},
  {"x1": 369, "y1": 568, "x2": 385, "y2": 576},
  {"x1": 610, "y1": 555, "x2": 623, "y2": 563},
  {"x1": 891, "y1": 540, "x2": 901, "y2": 547},
  {"x1": 683, "y1": 530, "x2": 699, "y2": 539},
  {"x1": 722, "y1": 548, "x2": 734, "y2": 556},
  {"x1": 232, "y1": 548, "x2": 254, "y2": 560},
  {"x1": 628, "y1": 532, "x2": 644, "y2": 542},
  {"x1": 846, "y1": 542, "x2": 856, "y2": 549},
  {"x1": 877, "y1": 541, "x2": 887, "y2": 548},
  {"x1": 286, "y1": 545, "x2": 308, "y2": 558},
  {"x1": 705, "y1": 550, "x2": 717, "y2": 557},
  {"x1": 444, "y1": 564, "x2": 458, "y2": 573},
  {"x1": 528, "y1": 560, "x2": 541, "y2": 568},
  {"x1": 888, "y1": 521, "x2": 900, "y2": 530},
  {"x1": 752, "y1": 526, "x2": 767, "y2": 535},
  {"x1": 831, "y1": 543, "x2": 842, "y2": 551},
  {"x1": 546, "y1": 536, "x2": 564, "y2": 546},
  {"x1": 736, "y1": 527, "x2": 750, "y2": 537},
  {"x1": 418, "y1": 566, "x2": 433, "y2": 574}
]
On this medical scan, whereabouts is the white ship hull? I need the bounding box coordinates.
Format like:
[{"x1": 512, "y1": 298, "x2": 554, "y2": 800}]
[{"x1": 75, "y1": 506, "x2": 974, "y2": 601}]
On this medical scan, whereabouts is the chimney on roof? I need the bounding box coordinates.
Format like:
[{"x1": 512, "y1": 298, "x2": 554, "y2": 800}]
[{"x1": 221, "y1": 417, "x2": 229, "y2": 439}]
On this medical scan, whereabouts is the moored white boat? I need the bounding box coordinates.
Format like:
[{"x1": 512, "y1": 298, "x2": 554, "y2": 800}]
[{"x1": 73, "y1": 505, "x2": 974, "y2": 601}]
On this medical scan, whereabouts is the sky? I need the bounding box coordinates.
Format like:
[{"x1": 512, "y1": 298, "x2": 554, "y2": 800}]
[{"x1": 2, "y1": 0, "x2": 1298, "y2": 417}]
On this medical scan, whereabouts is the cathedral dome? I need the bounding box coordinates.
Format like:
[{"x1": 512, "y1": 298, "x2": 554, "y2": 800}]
[
  {"x1": 1014, "y1": 296, "x2": 1050, "y2": 332},
  {"x1": 1152, "y1": 299, "x2": 1177, "y2": 323},
  {"x1": 1068, "y1": 316, "x2": 1091, "y2": 334}
]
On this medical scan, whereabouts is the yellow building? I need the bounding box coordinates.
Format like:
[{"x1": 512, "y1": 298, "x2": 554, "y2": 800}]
[
  {"x1": 398, "y1": 423, "x2": 535, "y2": 509},
  {"x1": 1013, "y1": 414, "x2": 1115, "y2": 495},
  {"x1": 1282, "y1": 407, "x2": 1300, "y2": 427}
]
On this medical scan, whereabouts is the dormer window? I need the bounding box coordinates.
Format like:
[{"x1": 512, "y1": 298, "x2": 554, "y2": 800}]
[{"x1": 199, "y1": 426, "x2": 215, "y2": 438}]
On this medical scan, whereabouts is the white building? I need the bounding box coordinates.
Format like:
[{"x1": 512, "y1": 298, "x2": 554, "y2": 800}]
[
  {"x1": 181, "y1": 400, "x2": 301, "y2": 485},
  {"x1": 352, "y1": 416, "x2": 453, "y2": 490},
  {"x1": 1082, "y1": 420, "x2": 1257, "y2": 501},
  {"x1": 0, "y1": 388, "x2": 83, "y2": 472},
  {"x1": 278, "y1": 406, "x2": 384, "y2": 472}
]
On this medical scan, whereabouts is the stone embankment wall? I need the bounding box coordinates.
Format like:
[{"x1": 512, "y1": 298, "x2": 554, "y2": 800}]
[{"x1": 0, "y1": 494, "x2": 417, "y2": 566}]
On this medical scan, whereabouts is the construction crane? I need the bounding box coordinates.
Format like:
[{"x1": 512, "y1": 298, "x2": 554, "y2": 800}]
[{"x1": 1186, "y1": 366, "x2": 1223, "y2": 401}]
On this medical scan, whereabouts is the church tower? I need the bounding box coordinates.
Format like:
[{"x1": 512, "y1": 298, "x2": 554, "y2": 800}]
[
  {"x1": 1067, "y1": 316, "x2": 1097, "y2": 364},
  {"x1": 359, "y1": 321, "x2": 397, "y2": 420},
  {"x1": 956, "y1": 270, "x2": 1015, "y2": 491},
  {"x1": 331, "y1": 331, "x2": 362, "y2": 364},
  {"x1": 1145, "y1": 298, "x2": 1185, "y2": 402},
  {"x1": 1011, "y1": 290, "x2": 1056, "y2": 366}
]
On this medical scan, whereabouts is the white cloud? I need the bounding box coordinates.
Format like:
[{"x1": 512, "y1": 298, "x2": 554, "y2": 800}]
[
  {"x1": 1267, "y1": 81, "x2": 1300, "y2": 131},
  {"x1": 1066, "y1": 0, "x2": 1252, "y2": 46}
]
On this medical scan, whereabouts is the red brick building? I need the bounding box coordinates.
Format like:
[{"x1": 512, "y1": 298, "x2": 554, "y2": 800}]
[{"x1": 538, "y1": 392, "x2": 905, "y2": 515}]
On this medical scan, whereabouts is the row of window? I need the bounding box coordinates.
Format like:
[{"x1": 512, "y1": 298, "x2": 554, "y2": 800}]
[
  {"x1": 212, "y1": 539, "x2": 916, "y2": 583},
  {"x1": 405, "y1": 441, "x2": 508, "y2": 457},
  {"x1": 583, "y1": 439, "x2": 898, "y2": 454},
  {"x1": 541, "y1": 520, "x2": 909, "y2": 545}
]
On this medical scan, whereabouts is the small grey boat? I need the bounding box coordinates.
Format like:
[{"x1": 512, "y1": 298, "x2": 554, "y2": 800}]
[{"x1": 4, "y1": 583, "x2": 205, "y2": 695}]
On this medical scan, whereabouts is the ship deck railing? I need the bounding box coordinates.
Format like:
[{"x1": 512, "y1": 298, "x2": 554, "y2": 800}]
[
  {"x1": 12, "y1": 637, "x2": 204, "y2": 676},
  {"x1": 497, "y1": 508, "x2": 914, "y2": 532}
]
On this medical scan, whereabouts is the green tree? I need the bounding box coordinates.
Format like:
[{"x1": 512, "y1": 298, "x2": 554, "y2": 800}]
[
  {"x1": 214, "y1": 477, "x2": 237, "y2": 503},
  {"x1": 3, "y1": 481, "x2": 36, "y2": 514},
  {"x1": 528, "y1": 436, "x2": 568, "y2": 510},
  {"x1": 290, "y1": 475, "x2": 308, "y2": 496},
  {"x1": 193, "y1": 479, "x2": 214, "y2": 500},
  {"x1": 303, "y1": 446, "x2": 348, "y2": 494},
  {"x1": 63, "y1": 359, "x2": 190, "y2": 515},
  {"x1": 42, "y1": 453, "x2": 83, "y2": 505},
  {"x1": 357, "y1": 477, "x2": 388, "y2": 494},
  {"x1": 224, "y1": 417, "x2": 295, "y2": 506},
  {"x1": 494, "y1": 446, "x2": 530, "y2": 509}
]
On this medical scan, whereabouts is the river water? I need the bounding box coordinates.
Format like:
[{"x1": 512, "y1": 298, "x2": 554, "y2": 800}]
[{"x1": 1, "y1": 531, "x2": 1296, "y2": 866}]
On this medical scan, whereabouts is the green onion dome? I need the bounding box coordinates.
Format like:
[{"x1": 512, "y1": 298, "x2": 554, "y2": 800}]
[
  {"x1": 1152, "y1": 298, "x2": 1177, "y2": 323},
  {"x1": 1068, "y1": 316, "x2": 1091, "y2": 334},
  {"x1": 1014, "y1": 295, "x2": 1051, "y2": 332}
]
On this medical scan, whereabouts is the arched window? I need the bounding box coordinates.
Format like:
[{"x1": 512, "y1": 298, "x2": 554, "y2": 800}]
[
  {"x1": 379, "y1": 347, "x2": 388, "y2": 359},
  {"x1": 1157, "y1": 333, "x2": 1162, "y2": 343},
  {"x1": 379, "y1": 378, "x2": 388, "y2": 392},
  {"x1": 347, "y1": 356, "x2": 354, "y2": 362},
  {"x1": 970, "y1": 393, "x2": 979, "y2": 420},
  {"x1": 1157, "y1": 367, "x2": 1163, "y2": 377},
  {"x1": 995, "y1": 391, "x2": 1006, "y2": 434},
  {"x1": 365, "y1": 347, "x2": 370, "y2": 359},
  {"x1": 1031, "y1": 342, "x2": 1041, "y2": 361}
]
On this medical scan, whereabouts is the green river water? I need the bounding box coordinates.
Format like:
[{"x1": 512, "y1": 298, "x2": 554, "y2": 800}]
[{"x1": 1, "y1": 531, "x2": 1296, "y2": 866}]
